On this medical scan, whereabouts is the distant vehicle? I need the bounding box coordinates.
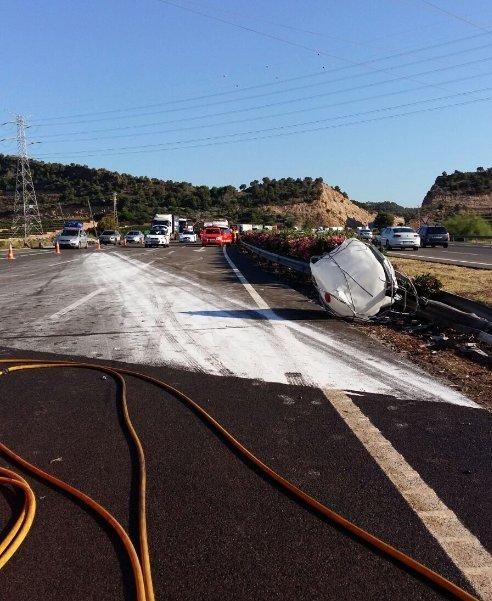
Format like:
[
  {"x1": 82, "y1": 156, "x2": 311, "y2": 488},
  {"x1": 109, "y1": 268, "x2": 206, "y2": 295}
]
[
  {"x1": 56, "y1": 228, "x2": 88, "y2": 249},
  {"x1": 379, "y1": 227, "x2": 420, "y2": 251},
  {"x1": 145, "y1": 229, "x2": 170, "y2": 247},
  {"x1": 99, "y1": 230, "x2": 121, "y2": 245},
  {"x1": 178, "y1": 231, "x2": 198, "y2": 243},
  {"x1": 63, "y1": 220, "x2": 84, "y2": 229},
  {"x1": 204, "y1": 219, "x2": 229, "y2": 228},
  {"x1": 201, "y1": 227, "x2": 232, "y2": 246},
  {"x1": 124, "y1": 230, "x2": 144, "y2": 244},
  {"x1": 219, "y1": 227, "x2": 233, "y2": 244},
  {"x1": 358, "y1": 228, "x2": 373, "y2": 241},
  {"x1": 417, "y1": 225, "x2": 450, "y2": 248},
  {"x1": 152, "y1": 214, "x2": 173, "y2": 230},
  {"x1": 238, "y1": 223, "x2": 252, "y2": 233}
]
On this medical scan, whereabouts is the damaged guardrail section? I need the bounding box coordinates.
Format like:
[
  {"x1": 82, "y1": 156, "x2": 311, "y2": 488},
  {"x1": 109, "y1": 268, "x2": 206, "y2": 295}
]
[{"x1": 240, "y1": 239, "x2": 492, "y2": 342}]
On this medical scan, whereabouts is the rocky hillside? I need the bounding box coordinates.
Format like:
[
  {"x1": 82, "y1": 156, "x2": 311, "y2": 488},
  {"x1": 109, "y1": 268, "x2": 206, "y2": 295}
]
[
  {"x1": 422, "y1": 168, "x2": 492, "y2": 220},
  {"x1": 265, "y1": 183, "x2": 374, "y2": 228},
  {"x1": 0, "y1": 154, "x2": 372, "y2": 227}
]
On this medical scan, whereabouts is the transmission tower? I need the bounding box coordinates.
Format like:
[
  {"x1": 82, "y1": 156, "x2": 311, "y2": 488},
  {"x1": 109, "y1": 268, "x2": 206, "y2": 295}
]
[
  {"x1": 12, "y1": 115, "x2": 43, "y2": 241},
  {"x1": 113, "y1": 192, "x2": 119, "y2": 227}
]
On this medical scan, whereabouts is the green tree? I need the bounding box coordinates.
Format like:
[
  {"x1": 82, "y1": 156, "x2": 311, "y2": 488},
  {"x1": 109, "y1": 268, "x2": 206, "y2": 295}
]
[
  {"x1": 98, "y1": 215, "x2": 118, "y2": 230},
  {"x1": 374, "y1": 212, "x2": 394, "y2": 230},
  {"x1": 444, "y1": 213, "x2": 492, "y2": 237}
]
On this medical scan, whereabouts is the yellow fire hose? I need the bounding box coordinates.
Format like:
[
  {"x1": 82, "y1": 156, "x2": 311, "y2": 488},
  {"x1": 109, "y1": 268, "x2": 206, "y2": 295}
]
[{"x1": 0, "y1": 358, "x2": 479, "y2": 601}]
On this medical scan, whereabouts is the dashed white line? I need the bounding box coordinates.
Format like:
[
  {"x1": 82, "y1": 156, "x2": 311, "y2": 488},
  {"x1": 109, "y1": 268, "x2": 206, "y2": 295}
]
[
  {"x1": 48, "y1": 288, "x2": 104, "y2": 320},
  {"x1": 323, "y1": 388, "x2": 492, "y2": 600},
  {"x1": 47, "y1": 259, "x2": 82, "y2": 267}
]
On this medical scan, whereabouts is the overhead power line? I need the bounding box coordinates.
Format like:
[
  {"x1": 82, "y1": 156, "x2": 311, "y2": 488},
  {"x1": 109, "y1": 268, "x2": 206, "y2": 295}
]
[
  {"x1": 29, "y1": 55, "x2": 492, "y2": 142},
  {"x1": 29, "y1": 30, "x2": 491, "y2": 125},
  {"x1": 413, "y1": 0, "x2": 491, "y2": 33},
  {"x1": 32, "y1": 84, "x2": 492, "y2": 146},
  {"x1": 34, "y1": 91, "x2": 492, "y2": 159},
  {"x1": 33, "y1": 94, "x2": 492, "y2": 160},
  {"x1": 30, "y1": 69, "x2": 492, "y2": 142}
]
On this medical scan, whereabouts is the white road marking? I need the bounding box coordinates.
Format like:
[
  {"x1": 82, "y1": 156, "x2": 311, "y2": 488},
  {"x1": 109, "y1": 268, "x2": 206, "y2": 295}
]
[
  {"x1": 48, "y1": 288, "x2": 104, "y2": 320},
  {"x1": 47, "y1": 259, "x2": 81, "y2": 267},
  {"x1": 390, "y1": 253, "x2": 492, "y2": 267},
  {"x1": 167, "y1": 250, "x2": 175, "y2": 255},
  {"x1": 0, "y1": 251, "x2": 52, "y2": 261},
  {"x1": 223, "y1": 247, "x2": 269, "y2": 309},
  {"x1": 323, "y1": 388, "x2": 492, "y2": 600},
  {"x1": 193, "y1": 247, "x2": 206, "y2": 252}
]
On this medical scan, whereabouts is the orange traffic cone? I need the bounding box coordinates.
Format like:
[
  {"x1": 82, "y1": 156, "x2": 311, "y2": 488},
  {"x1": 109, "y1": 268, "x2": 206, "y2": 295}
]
[
  {"x1": 7, "y1": 243, "x2": 15, "y2": 261},
  {"x1": 96, "y1": 239, "x2": 101, "y2": 251},
  {"x1": 55, "y1": 241, "x2": 61, "y2": 255}
]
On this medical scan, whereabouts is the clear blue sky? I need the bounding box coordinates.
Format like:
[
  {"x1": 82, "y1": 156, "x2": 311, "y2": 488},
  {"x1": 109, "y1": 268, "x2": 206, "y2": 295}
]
[{"x1": 2, "y1": 0, "x2": 491, "y2": 206}]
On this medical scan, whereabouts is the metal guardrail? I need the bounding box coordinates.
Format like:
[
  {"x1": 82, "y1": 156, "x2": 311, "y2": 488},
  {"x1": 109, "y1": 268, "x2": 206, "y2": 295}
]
[
  {"x1": 240, "y1": 240, "x2": 311, "y2": 274},
  {"x1": 240, "y1": 239, "x2": 492, "y2": 337}
]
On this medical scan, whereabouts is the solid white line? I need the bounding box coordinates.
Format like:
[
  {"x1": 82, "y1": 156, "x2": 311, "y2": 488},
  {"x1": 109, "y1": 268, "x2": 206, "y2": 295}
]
[
  {"x1": 0, "y1": 251, "x2": 50, "y2": 261},
  {"x1": 48, "y1": 288, "x2": 104, "y2": 320},
  {"x1": 390, "y1": 253, "x2": 492, "y2": 266},
  {"x1": 323, "y1": 388, "x2": 492, "y2": 599},
  {"x1": 223, "y1": 247, "x2": 269, "y2": 309}
]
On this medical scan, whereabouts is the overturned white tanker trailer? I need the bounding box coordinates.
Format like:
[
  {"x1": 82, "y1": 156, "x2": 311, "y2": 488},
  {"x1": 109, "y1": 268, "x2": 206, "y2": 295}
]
[{"x1": 310, "y1": 238, "x2": 398, "y2": 320}]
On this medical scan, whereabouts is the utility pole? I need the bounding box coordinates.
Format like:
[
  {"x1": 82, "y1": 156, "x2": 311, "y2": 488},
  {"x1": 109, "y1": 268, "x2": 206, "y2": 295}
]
[
  {"x1": 12, "y1": 115, "x2": 43, "y2": 242},
  {"x1": 87, "y1": 198, "x2": 97, "y2": 237},
  {"x1": 113, "y1": 192, "x2": 119, "y2": 228}
]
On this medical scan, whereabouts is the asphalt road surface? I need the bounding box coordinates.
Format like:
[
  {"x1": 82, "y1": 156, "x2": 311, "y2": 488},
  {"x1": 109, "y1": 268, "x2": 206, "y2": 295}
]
[
  {"x1": 387, "y1": 242, "x2": 492, "y2": 269},
  {"x1": 0, "y1": 243, "x2": 490, "y2": 601}
]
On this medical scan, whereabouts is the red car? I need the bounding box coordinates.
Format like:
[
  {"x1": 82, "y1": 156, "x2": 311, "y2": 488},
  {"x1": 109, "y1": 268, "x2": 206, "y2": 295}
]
[{"x1": 201, "y1": 227, "x2": 233, "y2": 246}]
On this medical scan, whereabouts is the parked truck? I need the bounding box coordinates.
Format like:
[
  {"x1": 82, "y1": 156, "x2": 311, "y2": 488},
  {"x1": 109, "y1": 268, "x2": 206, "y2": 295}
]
[{"x1": 152, "y1": 214, "x2": 173, "y2": 230}]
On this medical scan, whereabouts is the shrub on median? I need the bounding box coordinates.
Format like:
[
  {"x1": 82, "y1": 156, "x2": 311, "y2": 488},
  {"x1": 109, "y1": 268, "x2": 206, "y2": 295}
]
[{"x1": 242, "y1": 230, "x2": 348, "y2": 261}]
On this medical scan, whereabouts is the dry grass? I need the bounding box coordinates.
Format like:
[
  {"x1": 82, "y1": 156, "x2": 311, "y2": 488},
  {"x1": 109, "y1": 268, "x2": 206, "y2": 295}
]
[{"x1": 390, "y1": 258, "x2": 492, "y2": 306}]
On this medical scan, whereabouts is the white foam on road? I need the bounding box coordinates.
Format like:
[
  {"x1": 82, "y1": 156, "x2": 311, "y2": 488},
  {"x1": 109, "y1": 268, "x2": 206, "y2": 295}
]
[{"x1": 3, "y1": 249, "x2": 478, "y2": 406}]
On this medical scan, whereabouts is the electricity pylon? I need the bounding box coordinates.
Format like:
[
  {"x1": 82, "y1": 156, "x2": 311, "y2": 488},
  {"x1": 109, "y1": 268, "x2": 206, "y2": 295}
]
[{"x1": 12, "y1": 115, "x2": 43, "y2": 241}]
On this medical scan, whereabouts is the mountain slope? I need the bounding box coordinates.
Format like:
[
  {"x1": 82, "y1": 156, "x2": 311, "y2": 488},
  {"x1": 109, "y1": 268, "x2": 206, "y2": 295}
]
[
  {"x1": 0, "y1": 154, "x2": 371, "y2": 227},
  {"x1": 422, "y1": 168, "x2": 492, "y2": 220}
]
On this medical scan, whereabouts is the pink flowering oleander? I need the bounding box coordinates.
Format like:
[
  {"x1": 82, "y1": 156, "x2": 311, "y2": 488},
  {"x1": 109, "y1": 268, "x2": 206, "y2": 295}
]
[{"x1": 243, "y1": 231, "x2": 346, "y2": 261}]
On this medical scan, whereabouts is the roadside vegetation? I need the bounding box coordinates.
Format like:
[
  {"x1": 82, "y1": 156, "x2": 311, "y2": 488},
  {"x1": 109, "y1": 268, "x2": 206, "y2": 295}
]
[
  {"x1": 242, "y1": 229, "x2": 349, "y2": 261},
  {"x1": 443, "y1": 213, "x2": 492, "y2": 237}
]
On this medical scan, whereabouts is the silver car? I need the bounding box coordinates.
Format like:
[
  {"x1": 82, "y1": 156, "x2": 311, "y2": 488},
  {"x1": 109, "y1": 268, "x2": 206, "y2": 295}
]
[
  {"x1": 99, "y1": 230, "x2": 121, "y2": 245},
  {"x1": 56, "y1": 228, "x2": 88, "y2": 249},
  {"x1": 124, "y1": 230, "x2": 144, "y2": 244},
  {"x1": 359, "y1": 228, "x2": 373, "y2": 241},
  {"x1": 379, "y1": 227, "x2": 420, "y2": 251},
  {"x1": 178, "y1": 231, "x2": 197, "y2": 243}
]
